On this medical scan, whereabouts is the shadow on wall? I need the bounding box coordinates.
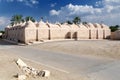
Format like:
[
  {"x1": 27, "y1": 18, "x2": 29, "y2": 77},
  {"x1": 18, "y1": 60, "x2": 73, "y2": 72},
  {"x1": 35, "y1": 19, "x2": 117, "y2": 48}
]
[
  {"x1": 111, "y1": 31, "x2": 120, "y2": 40},
  {"x1": 65, "y1": 32, "x2": 71, "y2": 39},
  {"x1": 106, "y1": 36, "x2": 110, "y2": 39},
  {"x1": 72, "y1": 32, "x2": 77, "y2": 40},
  {"x1": 17, "y1": 40, "x2": 25, "y2": 43}
]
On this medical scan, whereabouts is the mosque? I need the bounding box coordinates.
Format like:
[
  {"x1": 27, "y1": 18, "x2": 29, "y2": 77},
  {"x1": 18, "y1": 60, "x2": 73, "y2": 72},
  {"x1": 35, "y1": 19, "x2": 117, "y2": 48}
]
[{"x1": 3, "y1": 20, "x2": 111, "y2": 44}]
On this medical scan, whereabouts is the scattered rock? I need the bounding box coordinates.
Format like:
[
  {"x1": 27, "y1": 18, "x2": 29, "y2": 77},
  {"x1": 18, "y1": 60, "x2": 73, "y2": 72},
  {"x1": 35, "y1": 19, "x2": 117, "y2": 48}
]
[
  {"x1": 18, "y1": 75, "x2": 27, "y2": 80},
  {"x1": 16, "y1": 59, "x2": 27, "y2": 68},
  {"x1": 15, "y1": 58, "x2": 50, "y2": 79},
  {"x1": 42, "y1": 70, "x2": 50, "y2": 77}
]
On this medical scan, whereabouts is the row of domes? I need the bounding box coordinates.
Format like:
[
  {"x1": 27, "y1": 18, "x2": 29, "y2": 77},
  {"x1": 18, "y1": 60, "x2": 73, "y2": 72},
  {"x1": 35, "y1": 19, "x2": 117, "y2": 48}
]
[{"x1": 6, "y1": 20, "x2": 109, "y2": 29}]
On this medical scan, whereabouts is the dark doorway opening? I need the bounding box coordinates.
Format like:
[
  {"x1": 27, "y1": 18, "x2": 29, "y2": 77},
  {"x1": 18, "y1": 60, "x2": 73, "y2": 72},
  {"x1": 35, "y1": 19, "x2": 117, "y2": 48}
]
[
  {"x1": 65, "y1": 32, "x2": 71, "y2": 39},
  {"x1": 72, "y1": 32, "x2": 77, "y2": 40}
]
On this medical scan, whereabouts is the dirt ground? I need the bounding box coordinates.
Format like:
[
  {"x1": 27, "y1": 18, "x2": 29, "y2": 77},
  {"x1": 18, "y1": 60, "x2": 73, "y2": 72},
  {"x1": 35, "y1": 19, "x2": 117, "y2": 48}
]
[
  {"x1": 0, "y1": 40, "x2": 120, "y2": 80},
  {"x1": 0, "y1": 49, "x2": 88, "y2": 80},
  {"x1": 28, "y1": 40, "x2": 120, "y2": 59}
]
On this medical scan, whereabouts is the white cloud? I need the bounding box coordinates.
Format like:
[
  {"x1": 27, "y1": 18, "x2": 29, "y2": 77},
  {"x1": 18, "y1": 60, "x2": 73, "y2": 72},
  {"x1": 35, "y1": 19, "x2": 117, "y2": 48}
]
[
  {"x1": 95, "y1": 1, "x2": 102, "y2": 7},
  {"x1": 50, "y1": 10, "x2": 60, "y2": 16},
  {"x1": 0, "y1": 17, "x2": 10, "y2": 30},
  {"x1": 30, "y1": 0, "x2": 39, "y2": 4},
  {"x1": 19, "y1": 0, "x2": 39, "y2": 7},
  {"x1": 0, "y1": 0, "x2": 39, "y2": 7},
  {"x1": 49, "y1": 0, "x2": 120, "y2": 25},
  {"x1": 103, "y1": 0, "x2": 120, "y2": 6},
  {"x1": 50, "y1": 3, "x2": 57, "y2": 7}
]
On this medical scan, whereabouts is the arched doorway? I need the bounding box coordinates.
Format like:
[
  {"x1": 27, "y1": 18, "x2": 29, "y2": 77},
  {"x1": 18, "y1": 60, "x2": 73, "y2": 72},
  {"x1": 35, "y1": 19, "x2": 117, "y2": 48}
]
[
  {"x1": 72, "y1": 32, "x2": 77, "y2": 40},
  {"x1": 65, "y1": 32, "x2": 71, "y2": 39}
]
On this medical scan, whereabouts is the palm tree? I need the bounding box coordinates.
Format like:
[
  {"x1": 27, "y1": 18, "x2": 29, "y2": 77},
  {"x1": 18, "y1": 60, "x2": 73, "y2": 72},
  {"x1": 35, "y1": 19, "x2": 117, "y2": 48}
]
[
  {"x1": 73, "y1": 16, "x2": 81, "y2": 24},
  {"x1": 82, "y1": 22, "x2": 87, "y2": 25},
  {"x1": 66, "y1": 20, "x2": 73, "y2": 24},
  {"x1": 110, "y1": 25, "x2": 120, "y2": 32},
  {"x1": 25, "y1": 16, "x2": 35, "y2": 22},
  {"x1": 11, "y1": 15, "x2": 23, "y2": 26}
]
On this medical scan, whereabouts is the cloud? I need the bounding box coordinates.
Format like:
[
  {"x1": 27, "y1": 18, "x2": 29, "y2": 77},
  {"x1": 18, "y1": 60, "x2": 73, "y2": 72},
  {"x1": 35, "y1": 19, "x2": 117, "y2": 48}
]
[
  {"x1": 49, "y1": 0, "x2": 120, "y2": 25},
  {"x1": 50, "y1": 10, "x2": 60, "y2": 16},
  {"x1": 50, "y1": 3, "x2": 57, "y2": 7},
  {"x1": 95, "y1": 1, "x2": 103, "y2": 7},
  {"x1": 0, "y1": 0, "x2": 39, "y2": 7},
  {"x1": 22, "y1": 0, "x2": 39, "y2": 7},
  {"x1": 0, "y1": 17, "x2": 10, "y2": 30},
  {"x1": 31, "y1": 0, "x2": 38, "y2": 4}
]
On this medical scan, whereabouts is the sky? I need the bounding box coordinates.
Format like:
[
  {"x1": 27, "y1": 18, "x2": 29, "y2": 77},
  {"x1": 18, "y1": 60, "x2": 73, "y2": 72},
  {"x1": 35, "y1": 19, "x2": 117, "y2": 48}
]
[{"x1": 0, "y1": 0, "x2": 120, "y2": 30}]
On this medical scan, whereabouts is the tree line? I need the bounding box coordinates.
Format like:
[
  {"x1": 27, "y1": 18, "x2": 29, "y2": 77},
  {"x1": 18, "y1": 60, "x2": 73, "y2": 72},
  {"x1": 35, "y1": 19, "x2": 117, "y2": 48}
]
[
  {"x1": 10, "y1": 15, "x2": 35, "y2": 26},
  {"x1": 66, "y1": 16, "x2": 81, "y2": 25},
  {"x1": 11, "y1": 15, "x2": 82, "y2": 26},
  {"x1": 8, "y1": 15, "x2": 120, "y2": 32},
  {"x1": 110, "y1": 25, "x2": 120, "y2": 32}
]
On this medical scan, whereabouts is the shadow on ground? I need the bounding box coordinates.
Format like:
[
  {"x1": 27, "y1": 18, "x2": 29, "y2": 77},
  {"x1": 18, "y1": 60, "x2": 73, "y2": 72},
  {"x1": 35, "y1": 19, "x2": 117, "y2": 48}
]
[{"x1": 0, "y1": 39, "x2": 17, "y2": 45}]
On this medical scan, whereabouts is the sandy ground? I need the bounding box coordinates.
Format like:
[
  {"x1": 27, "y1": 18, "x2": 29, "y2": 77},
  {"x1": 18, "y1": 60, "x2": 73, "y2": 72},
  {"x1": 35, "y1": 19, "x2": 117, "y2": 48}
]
[
  {"x1": 28, "y1": 40, "x2": 120, "y2": 59},
  {"x1": 0, "y1": 40, "x2": 120, "y2": 80},
  {"x1": 0, "y1": 49, "x2": 88, "y2": 80}
]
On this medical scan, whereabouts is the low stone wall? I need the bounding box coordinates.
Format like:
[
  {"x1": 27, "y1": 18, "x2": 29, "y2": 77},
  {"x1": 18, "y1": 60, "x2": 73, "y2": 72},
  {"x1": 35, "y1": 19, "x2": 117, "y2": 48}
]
[{"x1": 111, "y1": 30, "x2": 120, "y2": 40}]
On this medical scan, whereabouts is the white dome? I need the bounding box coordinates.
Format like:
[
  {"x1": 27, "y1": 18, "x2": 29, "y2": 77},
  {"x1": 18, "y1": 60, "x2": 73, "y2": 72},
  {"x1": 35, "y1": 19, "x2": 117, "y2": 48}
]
[
  {"x1": 79, "y1": 23, "x2": 88, "y2": 29},
  {"x1": 94, "y1": 23, "x2": 102, "y2": 28},
  {"x1": 6, "y1": 25, "x2": 10, "y2": 28},
  {"x1": 39, "y1": 20, "x2": 45, "y2": 24},
  {"x1": 61, "y1": 23, "x2": 70, "y2": 28},
  {"x1": 25, "y1": 20, "x2": 36, "y2": 28},
  {"x1": 48, "y1": 23, "x2": 60, "y2": 28},
  {"x1": 87, "y1": 23, "x2": 95, "y2": 28},
  {"x1": 69, "y1": 24, "x2": 79, "y2": 28},
  {"x1": 38, "y1": 20, "x2": 49, "y2": 28},
  {"x1": 21, "y1": 22, "x2": 26, "y2": 27},
  {"x1": 101, "y1": 24, "x2": 109, "y2": 29}
]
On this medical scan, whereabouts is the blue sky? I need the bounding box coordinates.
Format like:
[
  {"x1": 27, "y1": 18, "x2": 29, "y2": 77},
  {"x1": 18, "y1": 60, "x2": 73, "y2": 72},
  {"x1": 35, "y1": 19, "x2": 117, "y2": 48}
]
[{"x1": 0, "y1": 0, "x2": 120, "y2": 30}]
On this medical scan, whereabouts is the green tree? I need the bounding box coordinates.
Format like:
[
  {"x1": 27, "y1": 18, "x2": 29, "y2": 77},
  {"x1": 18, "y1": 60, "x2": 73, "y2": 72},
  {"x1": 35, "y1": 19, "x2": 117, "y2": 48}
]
[
  {"x1": 25, "y1": 16, "x2": 35, "y2": 22},
  {"x1": 82, "y1": 22, "x2": 87, "y2": 25},
  {"x1": 66, "y1": 21, "x2": 73, "y2": 24},
  {"x1": 73, "y1": 16, "x2": 81, "y2": 24},
  {"x1": 0, "y1": 31, "x2": 5, "y2": 34},
  {"x1": 110, "y1": 25, "x2": 120, "y2": 32},
  {"x1": 11, "y1": 15, "x2": 23, "y2": 26}
]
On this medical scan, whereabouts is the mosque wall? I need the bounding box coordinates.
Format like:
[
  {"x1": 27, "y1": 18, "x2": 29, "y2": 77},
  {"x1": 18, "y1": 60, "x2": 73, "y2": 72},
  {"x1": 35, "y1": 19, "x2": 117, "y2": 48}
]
[{"x1": 4, "y1": 20, "x2": 111, "y2": 44}]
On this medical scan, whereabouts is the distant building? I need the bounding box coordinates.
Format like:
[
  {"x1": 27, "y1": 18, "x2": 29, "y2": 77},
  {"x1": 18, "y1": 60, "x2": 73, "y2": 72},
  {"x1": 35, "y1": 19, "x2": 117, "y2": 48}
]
[
  {"x1": 111, "y1": 30, "x2": 120, "y2": 40},
  {"x1": 3, "y1": 20, "x2": 111, "y2": 44}
]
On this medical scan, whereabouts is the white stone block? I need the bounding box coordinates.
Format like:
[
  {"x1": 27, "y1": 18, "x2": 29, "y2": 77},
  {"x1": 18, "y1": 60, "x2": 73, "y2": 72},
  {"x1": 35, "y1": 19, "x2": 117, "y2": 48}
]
[
  {"x1": 16, "y1": 59, "x2": 27, "y2": 68},
  {"x1": 43, "y1": 70, "x2": 50, "y2": 77},
  {"x1": 18, "y1": 75, "x2": 26, "y2": 80}
]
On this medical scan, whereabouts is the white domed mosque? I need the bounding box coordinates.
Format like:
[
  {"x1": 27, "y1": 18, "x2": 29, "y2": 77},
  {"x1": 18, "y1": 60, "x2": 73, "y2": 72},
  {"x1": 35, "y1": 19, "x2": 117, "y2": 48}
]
[{"x1": 4, "y1": 19, "x2": 111, "y2": 44}]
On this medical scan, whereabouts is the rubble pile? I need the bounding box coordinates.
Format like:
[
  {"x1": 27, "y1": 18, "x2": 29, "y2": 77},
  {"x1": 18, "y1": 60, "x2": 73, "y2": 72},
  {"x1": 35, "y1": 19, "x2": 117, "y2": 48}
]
[{"x1": 16, "y1": 59, "x2": 50, "y2": 80}]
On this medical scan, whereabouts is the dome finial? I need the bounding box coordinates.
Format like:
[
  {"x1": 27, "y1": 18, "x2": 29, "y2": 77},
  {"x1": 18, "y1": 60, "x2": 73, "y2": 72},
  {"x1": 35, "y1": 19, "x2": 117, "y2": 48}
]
[{"x1": 40, "y1": 17, "x2": 43, "y2": 21}]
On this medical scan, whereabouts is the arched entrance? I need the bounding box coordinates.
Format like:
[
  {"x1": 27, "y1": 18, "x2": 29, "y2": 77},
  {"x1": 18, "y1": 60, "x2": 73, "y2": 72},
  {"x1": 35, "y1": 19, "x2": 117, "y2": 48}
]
[
  {"x1": 65, "y1": 32, "x2": 71, "y2": 39},
  {"x1": 72, "y1": 32, "x2": 77, "y2": 40}
]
